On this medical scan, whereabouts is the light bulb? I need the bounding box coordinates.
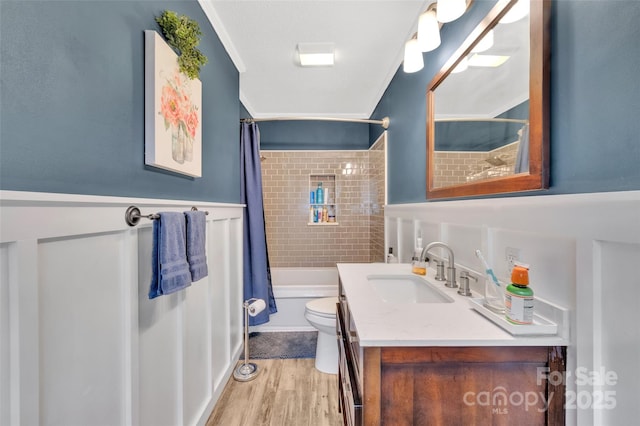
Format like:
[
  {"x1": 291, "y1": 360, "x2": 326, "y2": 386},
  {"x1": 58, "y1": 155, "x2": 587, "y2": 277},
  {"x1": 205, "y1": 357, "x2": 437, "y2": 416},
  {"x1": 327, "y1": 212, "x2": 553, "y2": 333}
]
[
  {"x1": 437, "y1": 0, "x2": 466, "y2": 23},
  {"x1": 417, "y1": 10, "x2": 441, "y2": 52},
  {"x1": 403, "y1": 38, "x2": 424, "y2": 73}
]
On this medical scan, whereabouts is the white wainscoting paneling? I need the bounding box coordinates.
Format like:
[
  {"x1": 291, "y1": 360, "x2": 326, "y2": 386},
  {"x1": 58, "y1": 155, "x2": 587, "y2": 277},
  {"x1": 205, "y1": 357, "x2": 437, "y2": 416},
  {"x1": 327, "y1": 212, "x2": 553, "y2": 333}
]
[
  {"x1": 1, "y1": 244, "x2": 11, "y2": 426},
  {"x1": 385, "y1": 191, "x2": 640, "y2": 426},
  {"x1": 39, "y1": 233, "x2": 128, "y2": 425},
  {"x1": 0, "y1": 191, "x2": 244, "y2": 426}
]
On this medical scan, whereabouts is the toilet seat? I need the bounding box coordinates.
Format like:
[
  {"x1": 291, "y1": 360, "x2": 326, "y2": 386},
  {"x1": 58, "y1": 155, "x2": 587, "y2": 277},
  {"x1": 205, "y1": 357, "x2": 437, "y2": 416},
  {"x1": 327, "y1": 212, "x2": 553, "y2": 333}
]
[{"x1": 305, "y1": 297, "x2": 337, "y2": 319}]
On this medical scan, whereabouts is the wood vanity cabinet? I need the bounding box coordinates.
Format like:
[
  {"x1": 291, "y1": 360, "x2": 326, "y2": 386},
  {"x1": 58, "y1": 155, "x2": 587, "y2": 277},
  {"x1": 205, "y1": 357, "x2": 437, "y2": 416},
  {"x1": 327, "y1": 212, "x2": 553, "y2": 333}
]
[{"x1": 337, "y1": 282, "x2": 566, "y2": 426}]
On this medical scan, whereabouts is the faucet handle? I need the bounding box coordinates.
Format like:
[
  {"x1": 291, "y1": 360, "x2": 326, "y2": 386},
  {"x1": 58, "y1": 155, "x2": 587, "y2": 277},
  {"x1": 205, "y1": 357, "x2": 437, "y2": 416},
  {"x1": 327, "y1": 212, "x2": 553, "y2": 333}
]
[
  {"x1": 457, "y1": 271, "x2": 477, "y2": 297},
  {"x1": 434, "y1": 260, "x2": 446, "y2": 281}
]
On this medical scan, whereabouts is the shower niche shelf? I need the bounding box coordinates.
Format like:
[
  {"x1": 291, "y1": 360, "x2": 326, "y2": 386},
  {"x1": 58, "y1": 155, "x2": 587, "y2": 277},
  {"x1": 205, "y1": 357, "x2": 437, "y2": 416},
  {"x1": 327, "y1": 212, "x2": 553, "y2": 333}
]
[{"x1": 309, "y1": 174, "x2": 338, "y2": 225}]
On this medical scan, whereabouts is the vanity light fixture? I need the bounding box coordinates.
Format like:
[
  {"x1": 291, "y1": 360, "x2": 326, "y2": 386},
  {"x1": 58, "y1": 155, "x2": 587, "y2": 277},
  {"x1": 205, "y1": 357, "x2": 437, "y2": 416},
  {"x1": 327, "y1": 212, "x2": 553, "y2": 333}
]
[
  {"x1": 403, "y1": 1, "x2": 471, "y2": 73},
  {"x1": 437, "y1": 0, "x2": 466, "y2": 23},
  {"x1": 297, "y1": 43, "x2": 335, "y2": 67},
  {"x1": 417, "y1": 9, "x2": 441, "y2": 52},
  {"x1": 403, "y1": 35, "x2": 424, "y2": 73}
]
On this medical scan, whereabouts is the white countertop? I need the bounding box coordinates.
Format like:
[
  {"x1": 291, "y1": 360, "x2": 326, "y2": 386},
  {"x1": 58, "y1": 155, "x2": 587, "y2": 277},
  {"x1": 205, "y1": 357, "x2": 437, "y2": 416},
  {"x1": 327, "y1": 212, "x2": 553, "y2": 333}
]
[{"x1": 337, "y1": 263, "x2": 569, "y2": 347}]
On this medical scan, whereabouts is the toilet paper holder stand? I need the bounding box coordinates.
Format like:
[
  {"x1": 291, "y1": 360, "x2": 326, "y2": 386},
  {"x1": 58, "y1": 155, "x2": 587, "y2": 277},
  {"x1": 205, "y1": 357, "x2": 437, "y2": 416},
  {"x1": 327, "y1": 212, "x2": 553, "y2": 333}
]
[{"x1": 233, "y1": 298, "x2": 266, "y2": 382}]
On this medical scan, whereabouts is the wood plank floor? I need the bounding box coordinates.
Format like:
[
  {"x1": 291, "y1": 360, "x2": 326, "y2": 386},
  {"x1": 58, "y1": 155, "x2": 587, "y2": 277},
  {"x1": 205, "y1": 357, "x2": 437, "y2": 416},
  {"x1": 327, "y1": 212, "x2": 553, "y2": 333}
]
[{"x1": 206, "y1": 359, "x2": 342, "y2": 426}]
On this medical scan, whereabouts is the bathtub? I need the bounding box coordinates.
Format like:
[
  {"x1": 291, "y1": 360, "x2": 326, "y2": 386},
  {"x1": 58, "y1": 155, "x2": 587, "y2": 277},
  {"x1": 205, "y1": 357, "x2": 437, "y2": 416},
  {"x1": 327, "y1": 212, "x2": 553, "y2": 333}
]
[{"x1": 250, "y1": 267, "x2": 339, "y2": 332}]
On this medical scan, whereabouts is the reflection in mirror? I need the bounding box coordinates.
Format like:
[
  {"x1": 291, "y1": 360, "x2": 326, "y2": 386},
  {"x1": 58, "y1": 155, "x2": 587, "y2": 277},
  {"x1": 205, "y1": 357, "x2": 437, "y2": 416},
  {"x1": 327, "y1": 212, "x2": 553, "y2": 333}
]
[
  {"x1": 434, "y1": 12, "x2": 529, "y2": 188},
  {"x1": 427, "y1": 0, "x2": 549, "y2": 199}
]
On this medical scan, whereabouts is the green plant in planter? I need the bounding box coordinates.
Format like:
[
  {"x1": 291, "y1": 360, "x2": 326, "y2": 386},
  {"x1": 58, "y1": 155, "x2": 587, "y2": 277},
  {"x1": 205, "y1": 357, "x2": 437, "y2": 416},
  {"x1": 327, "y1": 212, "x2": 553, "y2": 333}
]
[{"x1": 155, "y1": 10, "x2": 208, "y2": 80}]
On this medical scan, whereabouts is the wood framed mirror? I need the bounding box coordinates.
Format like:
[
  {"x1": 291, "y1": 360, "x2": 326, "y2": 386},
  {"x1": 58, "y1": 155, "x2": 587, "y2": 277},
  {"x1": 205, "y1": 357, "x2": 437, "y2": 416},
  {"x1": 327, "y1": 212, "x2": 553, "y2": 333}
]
[{"x1": 427, "y1": 0, "x2": 550, "y2": 199}]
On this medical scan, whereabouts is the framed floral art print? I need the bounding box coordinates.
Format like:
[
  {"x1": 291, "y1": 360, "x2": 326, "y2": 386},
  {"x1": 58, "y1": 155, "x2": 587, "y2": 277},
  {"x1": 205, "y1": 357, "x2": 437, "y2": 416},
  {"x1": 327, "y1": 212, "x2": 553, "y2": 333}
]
[{"x1": 144, "y1": 30, "x2": 202, "y2": 177}]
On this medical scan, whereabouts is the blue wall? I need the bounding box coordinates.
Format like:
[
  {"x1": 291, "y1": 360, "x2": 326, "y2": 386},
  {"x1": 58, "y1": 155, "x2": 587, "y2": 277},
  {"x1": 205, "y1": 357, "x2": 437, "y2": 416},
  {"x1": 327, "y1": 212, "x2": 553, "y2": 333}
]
[
  {"x1": 371, "y1": 0, "x2": 640, "y2": 203},
  {"x1": 240, "y1": 102, "x2": 370, "y2": 150},
  {"x1": 240, "y1": 101, "x2": 370, "y2": 150},
  {"x1": 0, "y1": 1, "x2": 240, "y2": 203},
  {"x1": 436, "y1": 101, "x2": 529, "y2": 152},
  {"x1": 3, "y1": 1, "x2": 638, "y2": 204},
  {"x1": 258, "y1": 120, "x2": 370, "y2": 150}
]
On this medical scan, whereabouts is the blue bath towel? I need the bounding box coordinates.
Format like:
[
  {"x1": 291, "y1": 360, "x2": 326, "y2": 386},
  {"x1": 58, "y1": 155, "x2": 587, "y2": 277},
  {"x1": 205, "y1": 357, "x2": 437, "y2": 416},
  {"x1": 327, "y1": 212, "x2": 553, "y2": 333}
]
[
  {"x1": 184, "y1": 210, "x2": 208, "y2": 282},
  {"x1": 149, "y1": 212, "x2": 192, "y2": 299}
]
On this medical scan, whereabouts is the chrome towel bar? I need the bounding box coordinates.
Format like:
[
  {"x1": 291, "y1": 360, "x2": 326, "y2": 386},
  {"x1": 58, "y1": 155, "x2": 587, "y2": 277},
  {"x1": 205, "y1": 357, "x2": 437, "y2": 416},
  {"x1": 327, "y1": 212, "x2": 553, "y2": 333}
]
[{"x1": 125, "y1": 205, "x2": 208, "y2": 227}]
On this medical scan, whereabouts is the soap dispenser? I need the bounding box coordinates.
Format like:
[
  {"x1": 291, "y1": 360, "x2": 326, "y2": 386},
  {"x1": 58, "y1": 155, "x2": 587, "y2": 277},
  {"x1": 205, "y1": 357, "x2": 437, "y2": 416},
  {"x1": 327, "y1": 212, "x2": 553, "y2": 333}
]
[
  {"x1": 386, "y1": 247, "x2": 398, "y2": 263},
  {"x1": 411, "y1": 234, "x2": 427, "y2": 275}
]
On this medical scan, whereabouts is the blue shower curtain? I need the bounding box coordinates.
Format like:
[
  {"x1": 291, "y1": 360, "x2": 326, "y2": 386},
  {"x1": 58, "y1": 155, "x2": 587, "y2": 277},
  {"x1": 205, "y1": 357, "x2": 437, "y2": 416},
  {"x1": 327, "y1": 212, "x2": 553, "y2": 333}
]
[{"x1": 240, "y1": 122, "x2": 277, "y2": 325}]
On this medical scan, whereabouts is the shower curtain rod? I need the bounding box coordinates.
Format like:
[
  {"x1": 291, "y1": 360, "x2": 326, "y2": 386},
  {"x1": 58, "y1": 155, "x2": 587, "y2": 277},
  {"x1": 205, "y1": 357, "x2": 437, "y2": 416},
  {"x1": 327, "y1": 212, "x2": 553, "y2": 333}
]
[{"x1": 241, "y1": 116, "x2": 390, "y2": 129}]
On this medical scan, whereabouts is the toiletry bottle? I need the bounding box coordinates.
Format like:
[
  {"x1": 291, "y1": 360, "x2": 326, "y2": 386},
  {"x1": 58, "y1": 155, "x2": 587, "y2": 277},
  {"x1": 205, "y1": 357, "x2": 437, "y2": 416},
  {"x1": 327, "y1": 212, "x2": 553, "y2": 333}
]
[
  {"x1": 310, "y1": 191, "x2": 315, "y2": 205},
  {"x1": 387, "y1": 247, "x2": 398, "y2": 263},
  {"x1": 322, "y1": 206, "x2": 328, "y2": 222},
  {"x1": 505, "y1": 265, "x2": 534, "y2": 324},
  {"x1": 411, "y1": 237, "x2": 427, "y2": 275},
  {"x1": 328, "y1": 206, "x2": 336, "y2": 222},
  {"x1": 324, "y1": 188, "x2": 330, "y2": 205},
  {"x1": 309, "y1": 206, "x2": 314, "y2": 223},
  {"x1": 316, "y1": 182, "x2": 323, "y2": 205}
]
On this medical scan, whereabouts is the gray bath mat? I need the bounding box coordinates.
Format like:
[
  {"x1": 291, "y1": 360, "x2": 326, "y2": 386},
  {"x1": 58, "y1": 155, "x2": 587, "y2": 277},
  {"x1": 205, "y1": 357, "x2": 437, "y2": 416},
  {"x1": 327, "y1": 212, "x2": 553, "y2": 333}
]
[{"x1": 243, "y1": 331, "x2": 318, "y2": 359}]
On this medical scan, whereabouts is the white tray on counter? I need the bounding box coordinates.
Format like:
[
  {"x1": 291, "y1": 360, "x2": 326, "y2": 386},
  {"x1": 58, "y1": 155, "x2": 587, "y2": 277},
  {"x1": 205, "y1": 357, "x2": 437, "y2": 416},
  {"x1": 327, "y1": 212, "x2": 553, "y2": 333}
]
[{"x1": 468, "y1": 298, "x2": 558, "y2": 336}]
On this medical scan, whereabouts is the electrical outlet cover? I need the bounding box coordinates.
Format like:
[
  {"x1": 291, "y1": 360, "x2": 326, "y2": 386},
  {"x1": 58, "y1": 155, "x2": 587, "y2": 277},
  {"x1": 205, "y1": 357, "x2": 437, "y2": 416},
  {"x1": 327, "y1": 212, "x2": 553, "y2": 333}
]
[{"x1": 505, "y1": 247, "x2": 520, "y2": 271}]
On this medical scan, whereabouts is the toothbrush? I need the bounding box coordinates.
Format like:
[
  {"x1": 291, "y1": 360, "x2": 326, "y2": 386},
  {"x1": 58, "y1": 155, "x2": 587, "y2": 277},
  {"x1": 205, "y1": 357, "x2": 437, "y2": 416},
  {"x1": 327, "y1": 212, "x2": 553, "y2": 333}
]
[{"x1": 475, "y1": 249, "x2": 501, "y2": 288}]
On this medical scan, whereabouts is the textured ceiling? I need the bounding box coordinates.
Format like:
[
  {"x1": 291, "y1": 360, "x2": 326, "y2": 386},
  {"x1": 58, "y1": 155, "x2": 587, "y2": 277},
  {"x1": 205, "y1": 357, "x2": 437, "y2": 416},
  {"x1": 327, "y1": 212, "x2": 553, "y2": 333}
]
[{"x1": 200, "y1": 0, "x2": 428, "y2": 119}]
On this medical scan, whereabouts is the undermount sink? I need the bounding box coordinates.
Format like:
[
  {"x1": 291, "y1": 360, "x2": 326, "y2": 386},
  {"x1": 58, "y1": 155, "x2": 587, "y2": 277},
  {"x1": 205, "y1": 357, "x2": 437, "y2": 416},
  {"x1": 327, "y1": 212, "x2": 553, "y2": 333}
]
[{"x1": 367, "y1": 274, "x2": 454, "y2": 304}]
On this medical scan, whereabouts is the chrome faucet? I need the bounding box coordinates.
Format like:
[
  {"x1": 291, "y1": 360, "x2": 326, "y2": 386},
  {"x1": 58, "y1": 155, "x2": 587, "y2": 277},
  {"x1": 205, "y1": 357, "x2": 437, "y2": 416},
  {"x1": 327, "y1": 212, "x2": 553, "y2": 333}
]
[{"x1": 421, "y1": 242, "x2": 457, "y2": 288}]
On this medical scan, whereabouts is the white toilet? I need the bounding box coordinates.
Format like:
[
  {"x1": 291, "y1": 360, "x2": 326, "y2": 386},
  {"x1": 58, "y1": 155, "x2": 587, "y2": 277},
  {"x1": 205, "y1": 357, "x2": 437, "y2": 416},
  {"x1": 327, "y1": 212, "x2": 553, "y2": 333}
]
[{"x1": 304, "y1": 296, "x2": 339, "y2": 374}]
